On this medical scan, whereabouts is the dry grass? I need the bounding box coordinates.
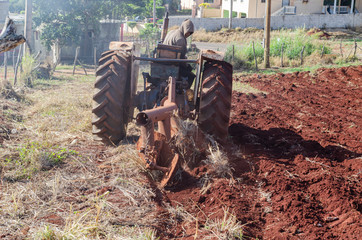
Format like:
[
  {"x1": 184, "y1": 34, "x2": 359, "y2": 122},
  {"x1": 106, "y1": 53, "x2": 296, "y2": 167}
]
[
  {"x1": 192, "y1": 28, "x2": 264, "y2": 43},
  {"x1": 203, "y1": 145, "x2": 233, "y2": 179},
  {"x1": 171, "y1": 116, "x2": 205, "y2": 168},
  {"x1": 203, "y1": 207, "x2": 244, "y2": 239},
  {"x1": 0, "y1": 69, "x2": 159, "y2": 239},
  {"x1": 165, "y1": 203, "x2": 244, "y2": 239},
  {"x1": 232, "y1": 81, "x2": 267, "y2": 95},
  {"x1": 1, "y1": 64, "x2": 241, "y2": 239}
]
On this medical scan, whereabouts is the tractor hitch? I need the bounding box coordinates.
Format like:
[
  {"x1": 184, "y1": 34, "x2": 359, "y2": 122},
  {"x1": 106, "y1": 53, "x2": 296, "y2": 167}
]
[{"x1": 136, "y1": 77, "x2": 181, "y2": 187}]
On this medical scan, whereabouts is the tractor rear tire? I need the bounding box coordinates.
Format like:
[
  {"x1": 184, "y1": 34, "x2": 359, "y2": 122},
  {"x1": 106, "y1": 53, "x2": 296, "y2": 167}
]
[
  {"x1": 198, "y1": 60, "x2": 233, "y2": 143},
  {"x1": 92, "y1": 50, "x2": 132, "y2": 145}
]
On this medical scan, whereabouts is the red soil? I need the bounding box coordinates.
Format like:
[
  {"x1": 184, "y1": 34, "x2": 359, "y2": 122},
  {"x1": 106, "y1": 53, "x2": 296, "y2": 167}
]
[{"x1": 156, "y1": 66, "x2": 361, "y2": 239}]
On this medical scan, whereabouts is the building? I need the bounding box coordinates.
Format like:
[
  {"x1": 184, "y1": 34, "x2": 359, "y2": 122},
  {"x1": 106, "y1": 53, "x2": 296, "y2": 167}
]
[
  {"x1": 181, "y1": 0, "x2": 222, "y2": 10},
  {"x1": 0, "y1": 0, "x2": 9, "y2": 21},
  {"x1": 222, "y1": 0, "x2": 361, "y2": 18}
]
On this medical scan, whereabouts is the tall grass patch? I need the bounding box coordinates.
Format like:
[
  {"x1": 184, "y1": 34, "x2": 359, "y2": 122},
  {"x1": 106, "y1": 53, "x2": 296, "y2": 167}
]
[{"x1": 225, "y1": 29, "x2": 331, "y2": 69}]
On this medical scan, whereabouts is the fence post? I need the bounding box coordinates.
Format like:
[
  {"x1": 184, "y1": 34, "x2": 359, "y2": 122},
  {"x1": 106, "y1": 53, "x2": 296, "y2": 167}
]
[
  {"x1": 72, "y1": 46, "x2": 80, "y2": 75},
  {"x1": 281, "y1": 42, "x2": 284, "y2": 67},
  {"x1": 4, "y1": 52, "x2": 7, "y2": 81},
  {"x1": 353, "y1": 39, "x2": 357, "y2": 58},
  {"x1": 252, "y1": 41, "x2": 258, "y2": 71},
  {"x1": 14, "y1": 45, "x2": 23, "y2": 86},
  {"x1": 94, "y1": 47, "x2": 97, "y2": 72},
  {"x1": 340, "y1": 40, "x2": 343, "y2": 57},
  {"x1": 321, "y1": 44, "x2": 325, "y2": 58},
  {"x1": 12, "y1": 49, "x2": 16, "y2": 72},
  {"x1": 232, "y1": 45, "x2": 235, "y2": 62},
  {"x1": 300, "y1": 46, "x2": 305, "y2": 65}
]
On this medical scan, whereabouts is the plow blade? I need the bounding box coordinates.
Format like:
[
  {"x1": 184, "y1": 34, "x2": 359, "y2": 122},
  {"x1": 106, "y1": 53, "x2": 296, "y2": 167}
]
[{"x1": 137, "y1": 132, "x2": 180, "y2": 187}]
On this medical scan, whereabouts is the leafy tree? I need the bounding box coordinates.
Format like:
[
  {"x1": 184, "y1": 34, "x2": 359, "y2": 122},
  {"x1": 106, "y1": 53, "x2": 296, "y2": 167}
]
[
  {"x1": 164, "y1": 0, "x2": 180, "y2": 14},
  {"x1": 9, "y1": 0, "x2": 25, "y2": 13},
  {"x1": 146, "y1": 0, "x2": 164, "y2": 17},
  {"x1": 139, "y1": 23, "x2": 160, "y2": 56},
  {"x1": 33, "y1": 0, "x2": 147, "y2": 50},
  {"x1": 127, "y1": 21, "x2": 137, "y2": 34}
]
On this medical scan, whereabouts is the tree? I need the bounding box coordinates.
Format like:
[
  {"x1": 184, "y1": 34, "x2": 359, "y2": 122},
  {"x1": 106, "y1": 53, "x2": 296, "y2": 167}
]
[
  {"x1": 146, "y1": 0, "x2": 164, "y2": 17},
  {"x1": 33, "y1": 0, "x2": 147, "y2": 50},
  {"x1": 127, "y1": 21, "x2": 137, "y2": 34},
  {"x1": 139, "y1": 23, "x2": 160, "y2": 56},
  {"x1": 9, "y1": 0, "x2": 25, "y2": 13}
]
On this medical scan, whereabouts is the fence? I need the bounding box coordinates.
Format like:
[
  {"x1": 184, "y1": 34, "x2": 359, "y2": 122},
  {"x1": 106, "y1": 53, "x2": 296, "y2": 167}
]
[{"x1": 169, "y1": 13, "x2": 362, "y2": 31}]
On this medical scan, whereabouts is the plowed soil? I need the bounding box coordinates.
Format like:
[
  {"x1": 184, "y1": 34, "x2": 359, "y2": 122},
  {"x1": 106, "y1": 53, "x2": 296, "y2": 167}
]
[{"x1": 156, "y1": 66, "x2": 361, "y2": 239}]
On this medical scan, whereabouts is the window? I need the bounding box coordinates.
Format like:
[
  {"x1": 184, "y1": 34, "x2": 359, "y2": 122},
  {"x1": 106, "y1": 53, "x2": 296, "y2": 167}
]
[
  {"x1": 204, "y1": 0, "x2": 214, "y2": 3},
  {"x1": 261, "y1": 0, "x2": 265, "y2": 3}
]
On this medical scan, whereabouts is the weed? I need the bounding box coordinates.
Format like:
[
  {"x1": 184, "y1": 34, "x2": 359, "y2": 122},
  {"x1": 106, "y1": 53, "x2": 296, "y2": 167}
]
[
  {"x1": 203, "y1": 207, "x2": 244, "y2": 239},
  {"x1": 2, "y1": 141, "x2": 77, "y2": 179},
  {"x1": 35, "y1": 226, "x2": 63, "y2": 240},
  {"x1": 20, "y1": 53, "x2": 37, "y2": 87}
]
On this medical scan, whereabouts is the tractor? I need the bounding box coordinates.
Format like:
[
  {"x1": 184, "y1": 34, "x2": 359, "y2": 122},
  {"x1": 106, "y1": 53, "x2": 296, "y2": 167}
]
[{"x1": 92, "y1": 15, "x2": 232, "y2": 187}]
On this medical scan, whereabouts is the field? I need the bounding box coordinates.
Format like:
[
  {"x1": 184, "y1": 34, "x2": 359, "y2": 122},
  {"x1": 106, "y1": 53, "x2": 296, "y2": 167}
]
[{"x1": 0, "y1": 65, "x2": 361, "y2": 239}]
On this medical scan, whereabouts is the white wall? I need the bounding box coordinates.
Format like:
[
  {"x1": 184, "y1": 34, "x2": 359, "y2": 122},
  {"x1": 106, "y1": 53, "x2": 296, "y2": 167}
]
[
  {"x1": 222, "y1": 0, "x2": 249, "y2": 17},
  {"x1": 169, "y1": 13, "x2": 362, "y2": 30},
  {"x1": 0, "y1": 0, "x2": 10, "y2": 22}
]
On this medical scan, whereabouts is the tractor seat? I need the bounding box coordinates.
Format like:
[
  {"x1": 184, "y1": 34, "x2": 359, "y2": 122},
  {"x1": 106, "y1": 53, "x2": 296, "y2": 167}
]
[{"x1": 156, "y1": 44, "x2": 182, "y2": 59}]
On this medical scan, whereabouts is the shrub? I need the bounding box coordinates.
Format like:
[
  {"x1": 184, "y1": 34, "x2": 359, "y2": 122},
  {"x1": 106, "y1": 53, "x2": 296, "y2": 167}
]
[
  {"x1": 20, "y1": 53, "x2": 37, "y2": 87},
  {"x1": 224, "y1": 30, "x2": 332, "y2": 70},
  {"x1": 127, "y1": 21, "x2": 137, "y2": 30},
  {"x1": 156, "y1": 6, "x2": 165, "y2": 19}
]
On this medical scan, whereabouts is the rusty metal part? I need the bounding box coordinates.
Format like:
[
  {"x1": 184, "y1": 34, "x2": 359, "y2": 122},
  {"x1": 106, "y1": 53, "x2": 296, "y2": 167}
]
[
  {"x1": 160, "y1": 12, "x2": 169, "y2": 43},
  {"x1": 134, "y1": 56, "x2": 198, "y2": 64},
  {"x1": 109, "y1": 41, "x2": 134, "y2": 51},
  {"x1": 136, "y1": 77, "x2": 180, "y2": 187},
  {"x1": 199, "y1": 49, "x2": 225, "y2": 62}
]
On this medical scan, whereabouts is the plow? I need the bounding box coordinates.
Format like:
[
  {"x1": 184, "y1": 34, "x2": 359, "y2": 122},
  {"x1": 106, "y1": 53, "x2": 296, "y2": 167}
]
[{"x1": 92, "y1": 14, "x2": 233, "y2": 187}]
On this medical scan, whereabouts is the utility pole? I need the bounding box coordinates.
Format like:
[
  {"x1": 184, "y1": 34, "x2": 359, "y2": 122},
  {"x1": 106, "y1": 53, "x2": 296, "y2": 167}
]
[
  {"x1": 153, "y1": 0, "x2": 156, "y2": 26},
  {"x1": 263, "y1": 0, "x2": 271, "y2": 68},
  {"x1": 228, "y1": 0, "x2": 233, "y2": 29},
  {"x1": 24, "y1": 0, "x2": 32, "y2": 55},
  {"x1": 351, "y1": 0, "x2": 355, "y2": 13}
]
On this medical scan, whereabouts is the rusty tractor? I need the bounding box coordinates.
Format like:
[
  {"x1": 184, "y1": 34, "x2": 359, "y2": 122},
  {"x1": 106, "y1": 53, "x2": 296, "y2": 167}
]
[{"x1": 92, "y1": 14, "x2": 232, "y2": 187}]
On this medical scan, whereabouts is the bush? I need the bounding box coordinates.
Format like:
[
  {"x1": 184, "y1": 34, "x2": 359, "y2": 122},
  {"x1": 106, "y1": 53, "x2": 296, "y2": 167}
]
[
  {"x1": 127, "y1": 21, "x2": 137, "y2": 30},
  {"x1": 224, "y1": 30, "x2": 332, "y2": 70},
  {"x1": 139, "y1": 24, "x2": 161, "y2": 55},
  {"x1": 224, "y1": 44, "x2": 260, "y2": 69},
  {"x1": 269, "y1": 31, "x2": 331, "y2": 60},
  {"x1": 20, "y1": 53, "x2": 37, "y2": 87},
  {"x1": 156, "y1": 6, "x2": 165, "y2": 19}
]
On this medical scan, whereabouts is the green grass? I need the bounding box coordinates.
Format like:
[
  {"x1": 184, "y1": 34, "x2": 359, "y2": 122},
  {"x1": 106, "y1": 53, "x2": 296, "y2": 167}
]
[
  {"x1": 225, "y1": 28, "x2": 334, "y2": 70},
  {"x1": 2, "y1": 141, "x2": 78, "y2": 179}
]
